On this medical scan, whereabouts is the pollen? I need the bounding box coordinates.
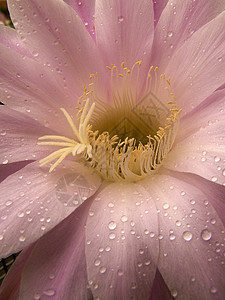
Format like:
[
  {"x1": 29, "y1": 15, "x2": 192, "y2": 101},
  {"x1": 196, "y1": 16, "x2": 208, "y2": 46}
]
[{"x1": 38, "y1": 61, "x2": 181, "y2": 181}]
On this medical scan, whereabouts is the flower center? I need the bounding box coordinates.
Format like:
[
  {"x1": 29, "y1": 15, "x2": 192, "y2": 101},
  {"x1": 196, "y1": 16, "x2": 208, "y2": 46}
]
[{"x1": 38, "y1": 62, "x2": 181, "y2": 182}]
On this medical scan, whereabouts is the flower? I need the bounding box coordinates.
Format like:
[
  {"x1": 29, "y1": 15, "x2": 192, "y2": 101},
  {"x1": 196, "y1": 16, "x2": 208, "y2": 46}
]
[{"x1": 0, "y1": 0, "x2": 225, "y2": 299}]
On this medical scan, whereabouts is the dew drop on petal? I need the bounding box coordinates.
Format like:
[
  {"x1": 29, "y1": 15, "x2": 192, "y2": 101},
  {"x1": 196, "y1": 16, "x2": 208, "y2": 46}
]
[
  {"x1": 201, "y1": 229, "x2": 212, "y2": 241},
  {"x1": 210, "y1": 286, "x2": 217, "y2": 294},
  {"x1": 33, "y1": 293, "x2": 41, "y2": 300},
  {"x1": 167, "y1": 31, "x2": 174, "y2": 37},
  {"x1": 99, "y1": 266, "x2": 106, "y2": 274},
  {"x1": 118, "y1": 16, "x2": 124, "y2": 23},
  {"x1": 109, "y1": 233, "x2": 116, "y2": 240},
  {"x1": 94, "y1": 259, "x2": 101, "y2": 266},
  {"x1": 19, "y1": 235, "x2": 26, "y2": 242},
  {"x1": 163, "y1": 203, "x2": 170, "y2": 209},
  {"x1": 105, "y1": 246, "x2": 111, "y2": 252},
  {"x1": 121, "y1": 215, "x2": 128, "y2": 222},
  {"x1": 171, "y1": 289, "x2": 178, "y2": 297},
  {"x1": 169, "y1": 234, "x2": 176, "y2": 241},
  {"x1": 175, "y1": 220, "x2": 181, "y2": 227},
  {"x1": 117, "y1": 269, "x2": 123, "y2": 276},
  {"x1": 32, "y1": 50, "x2": 39, "y2": 57},
  {"x1": 43, "y1": 289, "x2": 56, "y2": 296},
  {"x1": 214, "y1": 156, "x2": 221, "y2": 162},
  {"x1": 108, "y1": 221, "x2": 117, "y2": 230},
  {"x1": 211, "y1": 176, "x2": 217, "y2": 182},
  {"x1": 182, "y1": 231, "x2": 193, "y2": 241},
  {"x1": 144, "y1": 259, "x2": 151, "y2": 266}
]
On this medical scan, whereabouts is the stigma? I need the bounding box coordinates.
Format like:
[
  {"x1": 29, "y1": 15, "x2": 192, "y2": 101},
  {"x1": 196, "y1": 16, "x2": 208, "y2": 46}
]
[{"x1": 38, "y1": 61, "x2": 181, "y2": 181}]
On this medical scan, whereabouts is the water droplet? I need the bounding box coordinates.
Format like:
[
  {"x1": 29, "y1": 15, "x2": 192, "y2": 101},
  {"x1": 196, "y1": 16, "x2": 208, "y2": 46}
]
[
  {"x1": 19, "y1": 235, "x2": 26, "y2": 242},
  {"x1": 109, "y1": 233, "x2": 116, "y2": 240},
  {"x1": 222, "y1": 169, "x2": 225, "y2": 176},
  {"x1": 131, "y1": 282, "x2": 137, "y2": 290},
  {"x1": 217, "y1": 57, "x2": 222, "y2": 62},
  {"x1": 171, "y1": 289, "x2": 178, "y2": 297},
  {"x1": 211, "y1": 176, "x2": 217, "y2": 182},
  {"x1": 0, "y1": 234, "x2": 4, "y2": 240},
  {"x1": 121, "y1": 215, "x2": 128, "y2": 222},
  {"x1": 99, "y1": 266, "x2": 106, "y2": 274},
  {"x1": 49, "y1": 274, "x2": 55, "y2": 280},
  {"x1": 2, "y1": 159, "x2": 8, "y2": 165},
  {"x1": 117, "y1": 269, "x2": 123, "y2": 276},
  {"x1": 5, "y1": 200, "x2": 12, "y2": 206},
  {"x1": 118, "y1": 16, "x2": 124, "y2": 23},
  {"x1": 108, "y1": 221, "x2": 117, "y2": 230},
  {"x1": 33, "y1": 293, "x2": 41, "y2": 300},
  {"x1": 105, "y1": 246, "x2": 111, "y2": 252},
  {"x1": 0, "y1": 131, "x2": 6, "y2": 136},
  {"x1": 144, "y1": 259, "x2": 151, "y2": 266},
  {"x1": 163, "y1": 203, "x2": 170, "y2": 209},
  {"x1": 158, "y1": 234, "x2": 164, "y2": 240},
  {"x1": 32, "y1": 50, "x2": 39, "y2": 57},
  {"x1": 201, "y1": 229, "x2": 212, "y2": 241},
  {"x1": 182, "y1": 231, "x2": 193, "y2": 241},
  {"x1": 167, "y1": 31, "x2": 174, "y2": 37},
  {"x1": 214, "y1": 156, "x2": 221, "y2": 162},
  {"x1": 169, "y1": 234, "x2": 176, "y2": 241},
  {"x1": 41, "y1": 225, "x2": 46, "y2": 231},
  {"x1": 210, "y1": 286, "x2": 217, "y2": 294},
  {"x1": 17, "y1": 211, "x2": 24, "y2": 218},
  {"x1": 43, "y1": 289, "x2": 56, "y2": 296},
  {"x1": 175, "y1": 220, "x2": 181, "y2": 227},
  {"x1": 94, "y1": 259, "x2": 101, "y2": 266},
  {"x1": 149, "y1": 232, "x2": 155, "y2": 238}
]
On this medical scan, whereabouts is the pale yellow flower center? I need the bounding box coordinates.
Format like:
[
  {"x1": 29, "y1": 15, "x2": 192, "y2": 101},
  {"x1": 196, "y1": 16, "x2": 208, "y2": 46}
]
[{"x1": 38, "y1": 61, "x2": 181, "y2": 182}]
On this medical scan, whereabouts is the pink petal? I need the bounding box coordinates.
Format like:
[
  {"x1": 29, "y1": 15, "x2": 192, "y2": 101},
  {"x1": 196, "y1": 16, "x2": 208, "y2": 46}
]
[
  {"x1": 0, "y1": 161, "x2": 32, "y2": 184},
  {"x1": 151, "y1": 0, "x2": 225, "y2": 71},
  {"x1": 85, "y1": 182, "x2": 159, "y2": 299},
  {"x1": 152, "y1": 0, "x2": 168, "y2": 27},
  {"x1": 172, "y1": 172, "x2": 225, "y2": 227},
  {"x1": 0, "y1": 244, "x2": 35, "y2": 300},
  {"x1": 165, "y1": 10, "x2": 225, "y2": 114},
  {"x1": 18, "y1": 200, "x2": 92, "y2": 300},
  {"x1": 149, "y1": 269, "x2": 173, "y2": 300},
  {"x1": 141, "y1": 171, "x2": 225, "y2": 299},
  {"x1": 0, "y1": 39, "x2": 79, "y2": 134},
  {"x1": 95, "y1": 0, "x2": 154, "y2": 68},
  {"x1": 0, "y1": 106, "x2": 57, "y2": 163},
  {"x1": 0, "y1": 160, "x2": 101, "y2": 258},
  {"x1": 64, "y1": 0, "x2": 96, "y2": 37},
  {"x1": 7, "y1": 0, "x2": 104, "y2": 101},
  {"x1": 0, "y1": 25, "x2": 32, "y2": 57},
  {"x1": 164, "y1": 90, "x2": 225, "y2": 184}
]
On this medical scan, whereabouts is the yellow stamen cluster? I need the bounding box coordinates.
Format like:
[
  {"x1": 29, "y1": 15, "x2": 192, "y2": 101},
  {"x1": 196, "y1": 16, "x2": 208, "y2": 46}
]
[
  {"x1": 38, "y1": 61, "x2": 181, "y2": 181},
  {"x1": 38, "y1": 99, "x2": 94, "y2": 172}
]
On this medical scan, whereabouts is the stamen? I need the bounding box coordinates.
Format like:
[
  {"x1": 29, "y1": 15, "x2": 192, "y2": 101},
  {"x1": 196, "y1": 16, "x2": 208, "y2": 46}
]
[
  {"x1": 38, "y1": 100, "x2": 95, "y2": 172},
  {"x1": 38, "y1": 62, "x2": 181, "y2": 181}
]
